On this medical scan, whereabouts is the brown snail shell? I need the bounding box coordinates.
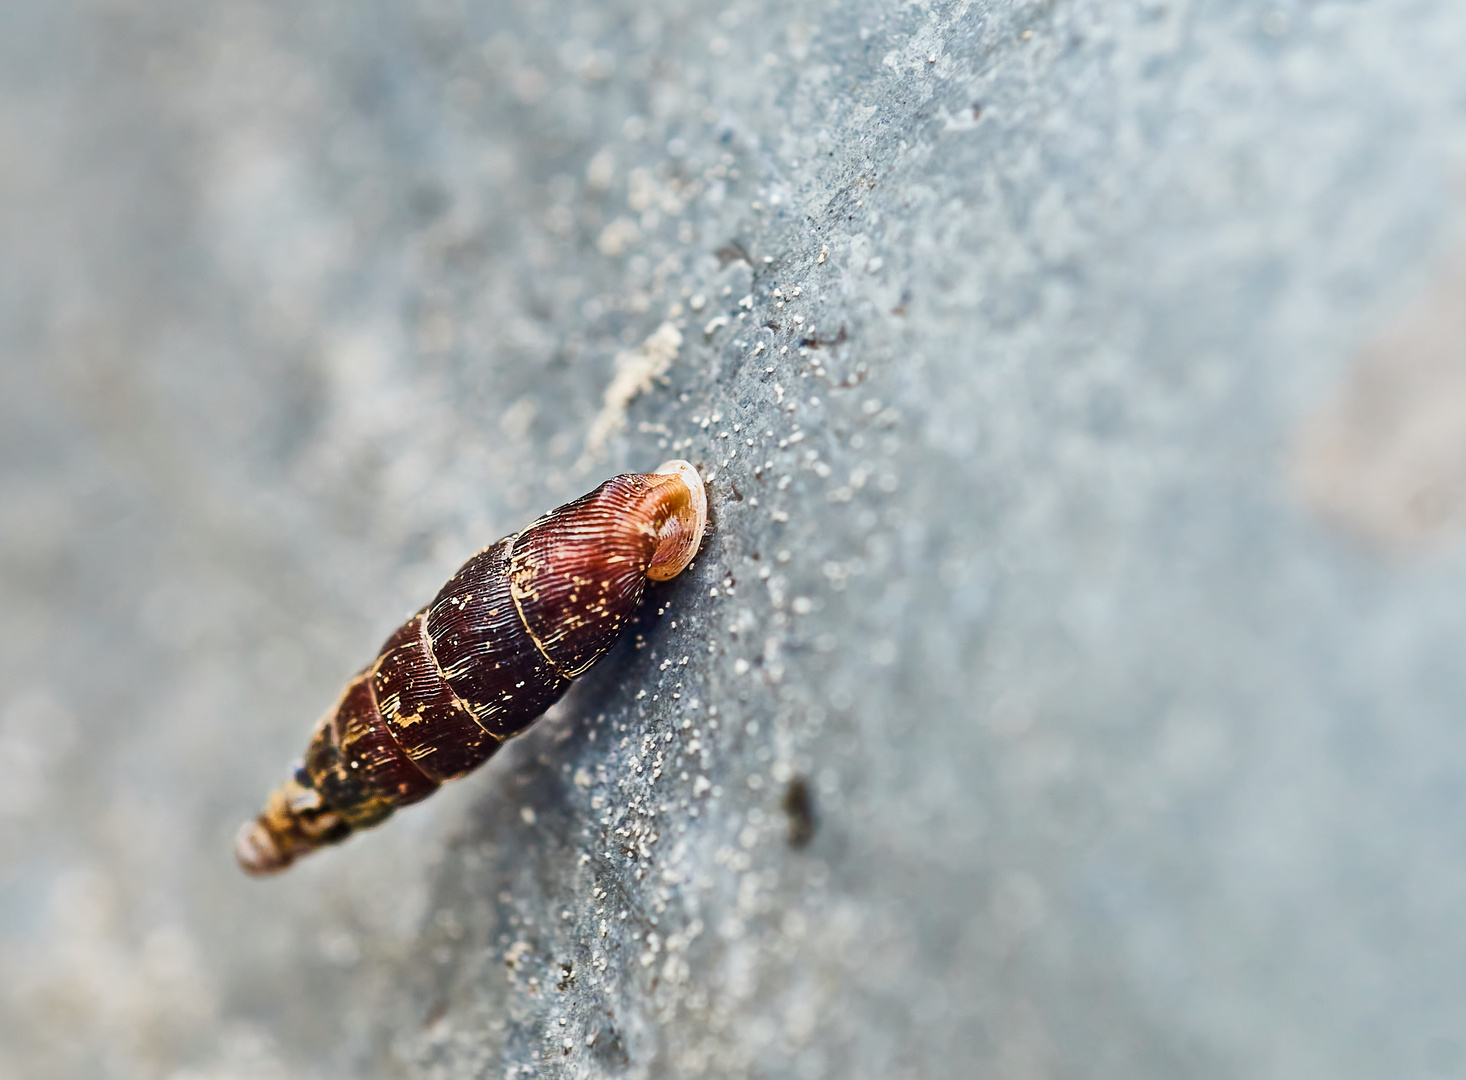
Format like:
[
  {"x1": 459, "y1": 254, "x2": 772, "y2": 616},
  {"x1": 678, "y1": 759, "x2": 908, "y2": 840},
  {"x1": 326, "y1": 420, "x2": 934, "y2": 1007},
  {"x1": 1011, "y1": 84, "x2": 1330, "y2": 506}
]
[{"x1": 235, "y1": 460, "x2": 707, "y2": 875}]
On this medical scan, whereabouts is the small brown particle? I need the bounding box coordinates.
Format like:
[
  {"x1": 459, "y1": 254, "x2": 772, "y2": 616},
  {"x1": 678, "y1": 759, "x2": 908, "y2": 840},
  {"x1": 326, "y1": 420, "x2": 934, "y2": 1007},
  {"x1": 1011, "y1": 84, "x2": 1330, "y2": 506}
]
[{"x1": 782, "y1": 777, "x2": 817, "y2": 848}]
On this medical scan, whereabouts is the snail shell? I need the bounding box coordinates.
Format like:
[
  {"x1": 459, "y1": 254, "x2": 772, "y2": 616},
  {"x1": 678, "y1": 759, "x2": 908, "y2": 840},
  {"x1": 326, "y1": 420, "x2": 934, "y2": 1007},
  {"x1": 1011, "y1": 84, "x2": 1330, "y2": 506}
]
[{"x1": 236, "y1": 460, "x2": 707, "y2": 875}]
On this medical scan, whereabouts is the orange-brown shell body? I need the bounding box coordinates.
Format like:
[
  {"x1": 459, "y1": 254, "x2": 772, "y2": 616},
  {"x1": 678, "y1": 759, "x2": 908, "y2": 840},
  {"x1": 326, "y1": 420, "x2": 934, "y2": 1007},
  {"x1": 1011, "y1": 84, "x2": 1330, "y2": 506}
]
[{"x1": 236, "y1": 462, "x2": 707, "y2": 875}]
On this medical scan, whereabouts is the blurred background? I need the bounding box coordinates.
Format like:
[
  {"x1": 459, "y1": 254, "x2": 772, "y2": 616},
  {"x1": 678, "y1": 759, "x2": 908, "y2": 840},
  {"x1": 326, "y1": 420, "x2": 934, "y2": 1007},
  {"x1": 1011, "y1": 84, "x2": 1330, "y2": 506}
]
[{"x1": 4, "y1": 1, "x2": 1466, "y2": 1077}]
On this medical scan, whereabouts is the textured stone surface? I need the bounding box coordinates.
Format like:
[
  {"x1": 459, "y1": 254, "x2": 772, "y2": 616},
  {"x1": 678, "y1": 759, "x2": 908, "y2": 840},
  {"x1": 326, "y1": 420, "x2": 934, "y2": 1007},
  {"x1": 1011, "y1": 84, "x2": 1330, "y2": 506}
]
[{"x1": 5, "y1": 1, "x2": 1466, "y2": 1077}]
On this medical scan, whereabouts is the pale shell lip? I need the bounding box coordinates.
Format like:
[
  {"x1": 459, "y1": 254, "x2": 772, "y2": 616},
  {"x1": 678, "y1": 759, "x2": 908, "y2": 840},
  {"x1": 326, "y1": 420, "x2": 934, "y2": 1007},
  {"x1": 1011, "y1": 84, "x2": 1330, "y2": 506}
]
[{"x1": 650, "y1": 458, "x2": 708, "y2": 578}]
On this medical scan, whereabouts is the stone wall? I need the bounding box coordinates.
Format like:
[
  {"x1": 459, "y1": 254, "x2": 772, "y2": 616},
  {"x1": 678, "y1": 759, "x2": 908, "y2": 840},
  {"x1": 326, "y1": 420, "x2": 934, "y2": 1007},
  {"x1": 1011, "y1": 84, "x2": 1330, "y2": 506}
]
[{"x1": 3, "y1": 1, "x2": 1466, "y2": 1077}]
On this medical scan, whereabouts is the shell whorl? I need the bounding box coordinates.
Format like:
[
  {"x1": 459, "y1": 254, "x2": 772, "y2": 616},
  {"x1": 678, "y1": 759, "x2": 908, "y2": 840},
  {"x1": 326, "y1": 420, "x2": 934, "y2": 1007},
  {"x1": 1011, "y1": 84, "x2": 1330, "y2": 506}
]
[{"x1": 235, "y1": 461, "x2": 706, "y2": 875}]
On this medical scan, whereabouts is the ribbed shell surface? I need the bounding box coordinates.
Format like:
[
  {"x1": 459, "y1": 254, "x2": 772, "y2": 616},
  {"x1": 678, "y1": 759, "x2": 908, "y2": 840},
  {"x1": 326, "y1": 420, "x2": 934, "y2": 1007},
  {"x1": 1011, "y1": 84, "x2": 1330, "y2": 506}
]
[
  {"x1": 425, "y1": 537, "x2": 572, "y2": 737},
  {"x1": 374, "y1": 611, "x2": 499, "y2": 780},
  {"x1": 305, "y1": 673, "x2": 437, "y2": 828},
  {"x1": 509, "y1": 476, "x2": 664, "y2": 677}
]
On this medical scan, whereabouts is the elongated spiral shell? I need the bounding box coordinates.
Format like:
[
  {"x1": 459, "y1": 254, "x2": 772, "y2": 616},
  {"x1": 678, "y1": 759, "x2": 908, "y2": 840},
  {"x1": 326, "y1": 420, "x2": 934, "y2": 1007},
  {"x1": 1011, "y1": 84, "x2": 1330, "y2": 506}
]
[{"x1": 235, "y1": 460, "x2": 707, "y2": 875}]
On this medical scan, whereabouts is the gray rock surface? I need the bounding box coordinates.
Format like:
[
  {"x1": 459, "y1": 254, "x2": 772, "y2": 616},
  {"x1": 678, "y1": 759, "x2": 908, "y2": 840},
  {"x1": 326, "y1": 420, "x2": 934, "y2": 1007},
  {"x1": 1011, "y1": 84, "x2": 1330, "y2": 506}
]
[{"x1": 4, "y1": 0, "x2": 1466, "y2": 1077}]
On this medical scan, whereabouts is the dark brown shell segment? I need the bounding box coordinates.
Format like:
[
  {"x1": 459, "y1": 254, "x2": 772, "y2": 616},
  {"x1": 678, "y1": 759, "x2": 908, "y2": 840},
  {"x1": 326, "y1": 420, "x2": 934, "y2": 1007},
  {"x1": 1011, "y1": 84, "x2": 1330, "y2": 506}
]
[
  {"x1": 307, "y1": 672, "x2": 438, "y2": 826},
  {"x1": 509, "y1": 474, "x2": 682, "y2": 677},
  {"x1": 374, "y1": 609, "x2": 502, "y2": 780},
  {"x1": 425, "y1": 538, "x2": 572, "y2": 737}
]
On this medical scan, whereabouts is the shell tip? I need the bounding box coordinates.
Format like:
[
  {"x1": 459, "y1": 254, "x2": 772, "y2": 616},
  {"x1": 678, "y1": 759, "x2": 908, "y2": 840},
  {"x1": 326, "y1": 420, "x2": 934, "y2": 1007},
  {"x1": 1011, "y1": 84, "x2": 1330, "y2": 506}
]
[{"x1": 235, "y1": 819, "x2": 290, "y2": 876}]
